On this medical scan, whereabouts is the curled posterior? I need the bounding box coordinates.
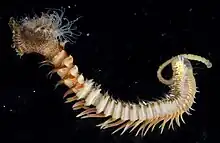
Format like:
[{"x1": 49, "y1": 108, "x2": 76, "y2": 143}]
[
  {"x1": 157, "y1": 57, "x2": 176, "y2": 85},
  {"x1": 8, "y1": 8, "x2": 82, "y2": 60},
  {"x1": 180, "y1": 54, "x2": 212, "y2": 68},
  {"x1": 157, "y1": 54, "x2": 212, "y2": 85}
]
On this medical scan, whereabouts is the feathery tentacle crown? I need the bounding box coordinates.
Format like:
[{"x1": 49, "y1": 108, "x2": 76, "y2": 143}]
[
  {"x1": 9, "y1": 9, "x2": 212, "y2": 137},
  {"x1": 9, "y1": 8, "x2": 81, "y2": 60}
]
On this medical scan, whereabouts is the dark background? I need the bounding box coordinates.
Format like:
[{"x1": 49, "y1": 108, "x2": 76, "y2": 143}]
[{"x1": 0, "y1": 0, "x2": 217, "y2": 143}]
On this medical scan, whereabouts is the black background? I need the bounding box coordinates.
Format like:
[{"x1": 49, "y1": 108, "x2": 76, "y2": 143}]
[{"x1": 0, "y1": 0, "x2": 217, "y2": 143}]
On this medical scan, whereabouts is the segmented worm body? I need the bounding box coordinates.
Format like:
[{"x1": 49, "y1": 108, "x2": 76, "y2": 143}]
[{"x1": 9, "y1": 9, "x2": 212, "y2": 137}]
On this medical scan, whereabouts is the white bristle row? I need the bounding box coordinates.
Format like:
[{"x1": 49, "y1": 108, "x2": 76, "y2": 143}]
[
  {"x1": 53, "y1": 53, "x2": 201, "y2": 136},
  {"x1": 73, "y1": 79, "x2": 185, "y2": 122}
]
